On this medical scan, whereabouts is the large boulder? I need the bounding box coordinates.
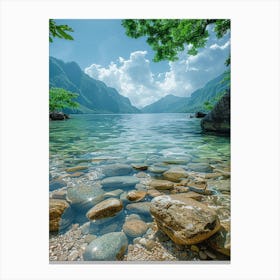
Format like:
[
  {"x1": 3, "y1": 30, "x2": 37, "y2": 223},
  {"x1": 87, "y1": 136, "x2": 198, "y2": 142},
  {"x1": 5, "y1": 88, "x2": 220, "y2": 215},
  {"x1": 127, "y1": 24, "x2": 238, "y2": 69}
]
[
  {"x1": 150, "y1": 195, "x2": 220, "y2": 245},
  {"x1": 49, "y1": 112, "x2": 68, "y2": 121},
  {"x1": 83, "y1": 232, "x2": 128, "y2": 261},
  {"x1": 86, "y1": 198, "x2": 123, "y2": 220},
  {"x1": 201, "y1": 90, "x2": 230, "y2": 134},
  {"x1": 49, "y1": 199, "x2": 72, "y2": 232}
]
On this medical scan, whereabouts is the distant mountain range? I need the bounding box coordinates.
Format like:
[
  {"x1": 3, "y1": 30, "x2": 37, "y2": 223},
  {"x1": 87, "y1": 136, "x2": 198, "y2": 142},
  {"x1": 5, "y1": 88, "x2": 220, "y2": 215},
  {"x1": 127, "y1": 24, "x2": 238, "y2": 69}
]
[
  {"x1": 49, "y1": 57, "x2": 140, "y2": 114},
  {"x1": 49, "y1": 57, "x2": 229, "y2": 114},
  {"x1": 141, "y1": 72, "x2": 229, "y2": 113}
]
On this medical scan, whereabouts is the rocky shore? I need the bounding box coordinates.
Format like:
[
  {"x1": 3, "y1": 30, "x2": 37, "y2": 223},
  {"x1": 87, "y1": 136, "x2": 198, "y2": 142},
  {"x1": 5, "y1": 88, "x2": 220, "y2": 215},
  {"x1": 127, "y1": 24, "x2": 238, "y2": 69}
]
[{"x1": 49, "y1": 161, "x2": 230, "y2": 262}]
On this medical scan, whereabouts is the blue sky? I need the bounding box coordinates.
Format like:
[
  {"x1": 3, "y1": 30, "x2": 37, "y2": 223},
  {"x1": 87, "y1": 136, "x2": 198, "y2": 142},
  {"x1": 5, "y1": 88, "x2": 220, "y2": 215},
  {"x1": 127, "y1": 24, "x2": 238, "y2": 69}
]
[{"x1": 50, "y1": 19, "x2": 230, "y2": 108}]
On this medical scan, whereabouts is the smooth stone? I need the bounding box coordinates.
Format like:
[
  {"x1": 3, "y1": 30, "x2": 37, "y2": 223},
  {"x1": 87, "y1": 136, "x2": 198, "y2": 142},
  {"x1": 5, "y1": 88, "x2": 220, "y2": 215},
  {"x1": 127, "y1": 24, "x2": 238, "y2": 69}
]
[
  {"x1": 101, "y1": 176, "x2": 140, "y2": 189},
  {"x1": 204, "y1": 250, "x2": 217, "y2": 259},
  {"x1": 199, "y1": 251, "x2": 208, "y2": 260},
  {"x1": 135, "y1": 172, "x2": 150, "y2": 178},
  {"x1": 148, "y1": 165, "x2": 169, "y2": 174},
  {"x1": 207, "y1": 221, "x2": 230, "y2": 256},
  {"x1": 123, "y1": 219, "x2": 148, "y2": 238},
  {"x1": 49, "y1": 199, "x2": 72, "y2": 232},
  {"x1": 150, "y1": 195, "x2": 221, "y2": 245},
  {"x1": 66, "y1": 166, "x2": 88, "y2": 173},
  {"x1": 131, "y1": 164, "x2": 148, "y2": 171},
  {"x1": 102, "y1": 163, "x2": 133, "y2": 177},
  {"x1": 86, "y1": 198, "x2": 123, "y2": 220},
  {"x1": 169, "y1": 192, "x2": 204, "y2": 201},
  {"x1": 187, "y1": 177, "x2": 208, "y2": 194},
  {"x1": 66, "y1": 184, "x2": 105, "y2": 211},
  {"x1": 50, "y1": 189, "x2": 67, "y2": 200},
  {"x1": 126, "y1": 190, "x2": 147, "y2": 202},
  {"x1": 210, "y1": 179, "x2": 230, "y2": 194},
  {"x1": 147, "y1": 189, "x2": 162, "y2": 198},
  {"x1": 67, "y1": 172, "x2": 84, "y2": 178},
  {"x1": 187, "y1": 163, "x2": 212, "y2": 173},
  {"x1": 104, "y1": 189, "x2": 123, "y2": 198},
  {"x1": 161, "y1": 157, "x2": 190, "y2": 165},
  {"x1": 49, "y1": 179, "x2": 67, "y2": 191},
  {"x1": 149, "y1": 179, "x2": 174, "y2": 190},
  {"x1": 163, "y1": 167, "x2": 189, "y2": 182},
  {"x1": 83, "y1": 232, "x2": 128, "y2": 261},
  {"x1": 126, "y1": 202, "x2": 151, "y2": 216}
]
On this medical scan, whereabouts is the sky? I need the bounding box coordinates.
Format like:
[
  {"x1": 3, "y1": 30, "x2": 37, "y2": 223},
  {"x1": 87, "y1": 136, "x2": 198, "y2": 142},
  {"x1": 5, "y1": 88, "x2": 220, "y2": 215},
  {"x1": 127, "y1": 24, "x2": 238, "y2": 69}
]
[{"x1": 50, "y1": 19, "x2": 230, "y2": 108}]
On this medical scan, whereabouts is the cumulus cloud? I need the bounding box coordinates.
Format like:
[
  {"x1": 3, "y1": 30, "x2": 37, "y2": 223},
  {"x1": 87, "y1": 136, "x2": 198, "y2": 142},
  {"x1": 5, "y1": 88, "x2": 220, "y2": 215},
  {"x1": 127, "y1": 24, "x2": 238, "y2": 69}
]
[{"x1": 85, "y1": 28, "x2": 230, "y2": 108}]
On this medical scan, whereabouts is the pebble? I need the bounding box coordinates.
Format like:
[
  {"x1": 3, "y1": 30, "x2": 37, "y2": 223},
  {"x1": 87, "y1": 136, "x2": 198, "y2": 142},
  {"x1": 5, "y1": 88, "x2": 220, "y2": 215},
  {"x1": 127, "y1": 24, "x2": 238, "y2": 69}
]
[
  {"x1": 204, "y1": 250, "x2": 216, "y2": 259},
  {"x1": 199, "y1": 251, "x2": 208, "y2": 260},
  {"x1": 191, "y1": 245, "x2": 199, "y2": 253}
]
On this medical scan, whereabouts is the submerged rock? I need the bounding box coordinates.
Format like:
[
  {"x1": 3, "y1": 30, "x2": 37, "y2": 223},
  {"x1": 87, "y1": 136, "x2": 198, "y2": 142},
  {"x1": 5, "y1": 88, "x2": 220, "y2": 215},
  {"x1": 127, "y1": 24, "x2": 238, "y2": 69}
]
[
  {"x1": 123, "y1": 219, "x2": 148, "y2": 238},
  {"x1": 163, "y1": 167, "x2": 189, "y2": 182},
  {"x1": 149, "y1": 179, "x2": 174, "y2": 190},
  {"x1": 131, "y1": 163, "x2": 148, "y2": 171},
  {"x1": 66, "y1": 166, "x2": 88, "y2": 173},
  {"x1": 126, "y1": 190, "x2": 147, "y2": 202},
  {"x1": 49, "y1": 179, "x2": 67, "y2": 191},
  {"x1": 101, "y1": 176, "x2": 140, "y2": 189},
  {"x1": 102, "y1": 163, "x2": 133, "y2": 177},
  {"x1": 49, "y1": 199, "x2": 72, "y2": 232},
  {"x1": 148, "y1": 165, "x2": 169, "y2": 174},
  {"x1": 150, "y1": 195, "x2": 220, "y2": 245},
  {"x1": 126, "y1": 202, "x2": 151, "y2": 216},
  {"x1": 187, "y1": 163, "x2": 212, "y2": 173},
  {"x1": 104, "y1": 189, "x2": 123, "y2": 198},
  {"x1": 83, "y1": 232, "x2": 128, "y2": 261},
  {"x1": 86, "y1": 198, "x2": 123, "y2": 220},
  {"x1": 66, "y1": 184, "x2": 105, "y2": 211}
]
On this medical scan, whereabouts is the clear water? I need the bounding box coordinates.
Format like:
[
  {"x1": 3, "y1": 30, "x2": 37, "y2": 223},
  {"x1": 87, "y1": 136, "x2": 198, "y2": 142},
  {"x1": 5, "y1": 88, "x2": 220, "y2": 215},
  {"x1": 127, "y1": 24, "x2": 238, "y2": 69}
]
[{"x1": 49, "y1": 113, "x2": 230, "y2": 239}]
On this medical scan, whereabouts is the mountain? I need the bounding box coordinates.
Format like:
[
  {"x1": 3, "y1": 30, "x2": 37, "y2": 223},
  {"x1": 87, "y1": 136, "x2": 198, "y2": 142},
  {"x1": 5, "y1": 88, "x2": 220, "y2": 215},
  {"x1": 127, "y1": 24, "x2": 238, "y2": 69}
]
[
  {"x1": 49, "y1": 57, "x2": 140, "y2": 114},
  {"x1": 141, "y1": 94, "x2": 187, "y2": 113},
  {"x1": 141, "y1": 72, "x2": 229, "y2": 113}
]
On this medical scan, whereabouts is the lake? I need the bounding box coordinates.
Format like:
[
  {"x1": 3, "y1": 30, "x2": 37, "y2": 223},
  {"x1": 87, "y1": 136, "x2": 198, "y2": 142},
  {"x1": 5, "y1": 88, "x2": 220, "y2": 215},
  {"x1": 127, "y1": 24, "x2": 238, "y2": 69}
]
[{"x1": 49, "y1": 113, "x2": 230, "y2": 261}]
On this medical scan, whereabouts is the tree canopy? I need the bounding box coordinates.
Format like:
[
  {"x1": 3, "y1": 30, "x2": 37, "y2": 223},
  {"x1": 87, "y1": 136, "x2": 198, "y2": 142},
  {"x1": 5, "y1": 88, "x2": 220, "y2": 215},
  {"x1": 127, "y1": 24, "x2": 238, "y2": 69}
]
[
  {"x1": 122, "y1": 19, "x2": 230, "y2": 64},
  {"x1": 49, "y1": 19, "x2": 74, "y2": 43},
  {"x1": 49, "y1": 88, "x2": 79, "y2": 112}
]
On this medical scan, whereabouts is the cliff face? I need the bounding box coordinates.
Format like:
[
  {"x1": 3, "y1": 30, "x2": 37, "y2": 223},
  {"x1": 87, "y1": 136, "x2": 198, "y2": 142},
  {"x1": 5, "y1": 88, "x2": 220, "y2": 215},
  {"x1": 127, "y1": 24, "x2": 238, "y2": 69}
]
[{"x1": 201, "y1": 90, "x2": 230, "y2": 135}]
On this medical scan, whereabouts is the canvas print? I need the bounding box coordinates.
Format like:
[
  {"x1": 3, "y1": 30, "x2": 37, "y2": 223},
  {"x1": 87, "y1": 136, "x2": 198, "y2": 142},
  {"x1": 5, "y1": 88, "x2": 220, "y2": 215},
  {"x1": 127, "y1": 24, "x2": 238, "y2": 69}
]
[{"x1": 49, "y1": 19, "x2": 230, "y2": 262}]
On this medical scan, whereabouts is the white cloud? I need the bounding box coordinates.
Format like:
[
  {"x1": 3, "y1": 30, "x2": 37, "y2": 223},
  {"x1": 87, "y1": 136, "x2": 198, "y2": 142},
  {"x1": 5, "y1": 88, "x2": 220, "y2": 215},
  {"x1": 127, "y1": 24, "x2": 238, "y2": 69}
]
[{"x1": 85, "y1": 30, "x2": 230, "y2": 108}]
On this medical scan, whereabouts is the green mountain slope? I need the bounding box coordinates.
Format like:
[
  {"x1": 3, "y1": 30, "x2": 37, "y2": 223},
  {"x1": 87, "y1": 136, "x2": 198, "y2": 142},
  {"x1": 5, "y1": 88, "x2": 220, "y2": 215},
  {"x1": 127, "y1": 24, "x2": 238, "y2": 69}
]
[
  {"x1": 142, "y1": 94, "x2": 187, "y2": 113},
  {"x1": 141, "y1": 72, "x2": 229, "y2": 113},
  {"x1": 49, "y1": 57, "x2": 140, "y2": 114}
]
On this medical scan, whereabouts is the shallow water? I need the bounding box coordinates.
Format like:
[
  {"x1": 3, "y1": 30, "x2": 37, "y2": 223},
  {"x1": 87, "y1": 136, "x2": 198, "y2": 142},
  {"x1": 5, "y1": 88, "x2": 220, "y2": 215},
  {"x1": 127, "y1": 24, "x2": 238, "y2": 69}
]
[
  {"x1": 50, "y1": 113, "x2": 229, "y2": 171},
  {"x1": 49, "y1": 113, "x2": 230, "y2": 260}
]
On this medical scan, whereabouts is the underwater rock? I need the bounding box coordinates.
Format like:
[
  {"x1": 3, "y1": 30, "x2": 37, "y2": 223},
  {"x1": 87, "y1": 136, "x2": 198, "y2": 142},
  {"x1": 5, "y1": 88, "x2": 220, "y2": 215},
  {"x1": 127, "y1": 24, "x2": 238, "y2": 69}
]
[
  {"x1": 150, "y1": 195, "x2": 220, "y2": 245},
  {"x1": 83, "y1": 232, "x2": 128, "y2": 261}
]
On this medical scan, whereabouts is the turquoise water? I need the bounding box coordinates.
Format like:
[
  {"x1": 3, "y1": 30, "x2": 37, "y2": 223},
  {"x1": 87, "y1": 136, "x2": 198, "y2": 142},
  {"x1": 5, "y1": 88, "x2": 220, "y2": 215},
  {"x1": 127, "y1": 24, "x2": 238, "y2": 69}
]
[
  {"x1": 49, "y1": 113, "x2": 230, "y2": 240},
  {"x1": 50, "y1": 113, "x2": 230, "y2": 171}
]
